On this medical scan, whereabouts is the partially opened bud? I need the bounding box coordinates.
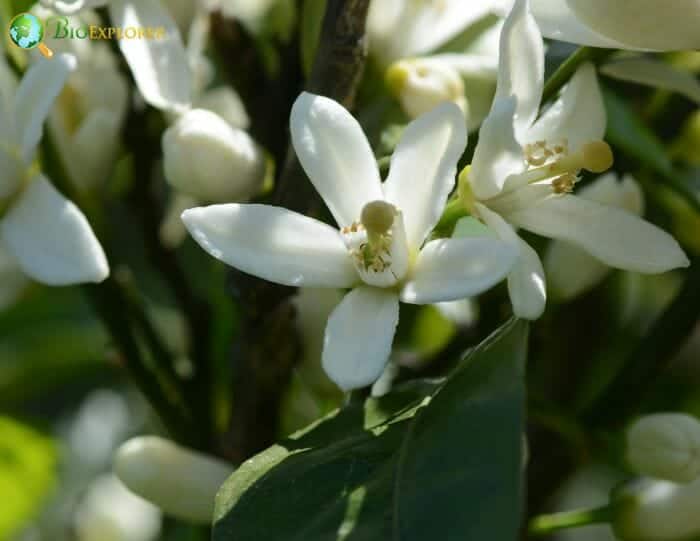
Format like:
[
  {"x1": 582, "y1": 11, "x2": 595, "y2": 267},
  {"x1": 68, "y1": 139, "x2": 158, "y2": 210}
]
[
  {"x1": 386, "y1": 58, "x2": 466, "y2": 119},
  {"x1": 114, "y1": 436, "x2": 234, "y2": 524},
  {"x1": 163, "y1": 109, "x2": 265, "y2": 202},
  {"x1": 613, "y1": 477, "x2": 700, "y2": 540},
  {"x1": 626, "y1": 413, "x2": 700, "y2": 483}
]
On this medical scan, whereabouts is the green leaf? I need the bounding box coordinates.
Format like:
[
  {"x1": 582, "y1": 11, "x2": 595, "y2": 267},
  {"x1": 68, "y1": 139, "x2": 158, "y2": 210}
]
[
  {"x1": 0, "y1": 417, "x2": 57, "y2": 538},
  {"x1": 214, "y1": 380, "x2": 438, "y2": 541},
  {"x1": 394, "y1": 318, "x2": 528, "y2": 540},
  {"x1": 603, "y1": 87, "x2": 673, "y2": 175},
  {"x1": 300, "y1": 0, "x2": 326, "y2": 76},
  {"x1": 213, "y1": 319, "x2": 528, "y2": 541}
]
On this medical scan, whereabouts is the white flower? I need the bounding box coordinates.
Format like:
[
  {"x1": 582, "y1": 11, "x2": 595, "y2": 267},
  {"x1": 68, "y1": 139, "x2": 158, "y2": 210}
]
[
  {"x1": 613, "y1": 477, "x2": 700, "y2": 541},
  {"x1": 544, "y1": 173, "x2": 644, "y2": 301},
  {"x1": 0, "y1": 54, "x2": 109, "y2": 285},
  {"x1": 41, "y1": 0, "x2": 192, "y2": 112},
  {"x1": 367, "y1": 0, "x2": 503, "y2": 66},
  {"x1": 74, "y1": 474, "x2": 161, "y2": 541},
  {"x1": 162, "y1": 109, "x2": 265, "y2": 202},
  {"x1": 182, "y1": 92, "x2": 517, "y2": 390},
  {"x1": 462, "y1": 0, "x2": 689, "y2": 320},
  {"x1": 626, "y1": 413, "x2": 700, "y2": 484},
  {"x1": 496, "y1": 0, "x2": 700, "y2": 51},
  {"x1": 114, "y1": 436, "x2": 234, "y2": 524},
  {"x1": 33, "y1": 8, "x2": 129, "y2": 191}
]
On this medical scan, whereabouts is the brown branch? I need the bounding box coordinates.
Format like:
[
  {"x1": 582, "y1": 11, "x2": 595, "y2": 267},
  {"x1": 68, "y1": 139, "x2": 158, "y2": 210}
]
[{"x1": 220, "y1": 0, "x2": 371, "y2": 463}]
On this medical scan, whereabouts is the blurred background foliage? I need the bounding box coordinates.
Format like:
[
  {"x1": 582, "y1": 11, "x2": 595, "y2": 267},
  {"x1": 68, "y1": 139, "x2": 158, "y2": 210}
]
[{"x1": 0, "y1": 0, "x2": 698, "y2": 539}]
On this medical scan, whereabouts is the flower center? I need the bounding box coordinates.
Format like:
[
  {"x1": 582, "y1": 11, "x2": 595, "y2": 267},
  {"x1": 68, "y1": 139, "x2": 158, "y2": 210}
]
[
  {"x1": 341, "y1": 200, "x2": 410, "y2": 288},
  {"x1": 518, "y1": 139, "x2": 613, "y2": 194},
  {"x1": 480, "y1": 139, "x2": 614, "y2": 217}
]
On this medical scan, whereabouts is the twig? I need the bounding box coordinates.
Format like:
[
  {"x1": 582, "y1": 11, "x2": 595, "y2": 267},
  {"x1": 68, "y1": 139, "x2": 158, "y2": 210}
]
[
  {"x1": 542, "y1": 47, "x2": 615, "y2": 104},
  {"x1": 221, "y1": 0, "x2": 371, "y2": 463}
]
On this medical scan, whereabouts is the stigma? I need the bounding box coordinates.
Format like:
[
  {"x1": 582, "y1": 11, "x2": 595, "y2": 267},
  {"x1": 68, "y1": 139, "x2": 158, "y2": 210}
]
[{"x1": 341, "y1": 200, "x2": 409, "y2": 288}]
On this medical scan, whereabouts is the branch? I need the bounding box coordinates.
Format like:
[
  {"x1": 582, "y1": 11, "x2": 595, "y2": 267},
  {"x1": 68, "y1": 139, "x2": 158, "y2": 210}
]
[{"x1": 221, "y1": 0, "x2": 371, "y2": 463}]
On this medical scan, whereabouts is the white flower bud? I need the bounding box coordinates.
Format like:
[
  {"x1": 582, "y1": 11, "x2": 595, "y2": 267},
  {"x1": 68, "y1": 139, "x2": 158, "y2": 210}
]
[
  {"x1": 162, "y1": 109, "x2": 265, "y2": 202},
  {"x1": 613, "y1": 477, "x2": 700, "y2": 541},
  {"x1": 626, "y1": 413, "x2": 700, "y2": 483},
  {"x1": 386, "y1": 58, "x2": 467, "y2": 119},
  {"x1": 74, "y1": 474, "x2": 161, "y2": 541},
  {"x1": 114, "y1": 436, "x2": 234, "y2": 524}
]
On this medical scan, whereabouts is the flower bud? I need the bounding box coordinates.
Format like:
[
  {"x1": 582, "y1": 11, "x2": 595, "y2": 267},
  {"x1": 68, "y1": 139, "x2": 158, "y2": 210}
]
[
  {"x1": 162, "y1": 109, "x2": 265, "y2": 202},
  {"x1": 386, "y1": 58, "x2": 466, "y2": 119},
  {"x1": 613, "y1": 477, "x2": 700, "y2": 540},
  {"x1": 626, "y1": 413, "x2": 700, "y2": 483},
  {"x1": 74, "y1": 474, "x2": 161, "y2": 541},
  {"x1": 114, "y1": 436, "x2": 234, "y2": 524}
]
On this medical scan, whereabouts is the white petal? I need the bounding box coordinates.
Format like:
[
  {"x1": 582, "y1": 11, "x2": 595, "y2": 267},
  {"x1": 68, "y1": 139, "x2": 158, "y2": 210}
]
[
  {"x1": 470, "y1": 96, "x2": 525, "y2": 200},
  {"x1": 195, "y1": 86, "x2": 250, "y2": 130},
  {"x1": 290, "y1": 92, "x2": 382, "y2": 228},
  {"x1": 528, "y1": 0, "x2": 627, "y2": 48},
  {"x1": 181, "y1": 203, "x2": 358, "y2": 288},
  {"x1": 39, "y1": 0, "x2": 108, "y2": 14},
  {"x1": 578, "y1": 172, "x2": 644, "y2": 214},
  {"x1": 109, "y1": 0, "x2": 191, "y2": 111},
  {"x1": 508, "y1": 195, "x2": 690, "y2": 273},
  {"x1": 494, "y1": 0, "x2": 544, "y2": 140},
  {"x1": 322, "y1": 287, "x2": 399, "y2": 391},
  {"x1": 566, "y1": 0, "x2": 700, "y2": 51},
  {"x1": 476, "y1": 203, "x2": 545, "y2": 320},
  {"x1": 400, "y1": 237, "x2": 517, "y2": 304},
  {"x1": 367, "y1": 0, "x2": 496, "y2": 63},
  {"x1": 0, "y1": 176, "x2": 109, "y2": 285},
  {"x1": 601, "y1": 58, "x2": 700, "y2": 105},
  {"x1": 383, "y1": 102, "x2": 467, "y2": 249},
  {"x1": 14, "y1": 53, "x2": 76, "y2": 162},
  {"x1": 544, "y1": 173, "x2": 645, "y2": 300},
  {"x1": 526, "y1": 63, "x2": 606, "y2": 151}
]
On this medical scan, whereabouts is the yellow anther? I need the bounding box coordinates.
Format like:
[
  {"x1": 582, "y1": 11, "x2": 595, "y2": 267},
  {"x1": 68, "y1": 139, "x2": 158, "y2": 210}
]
[
  {"x1": 552, "y1": 174, "x2": 577, "y2": 194},
  {"x1": 581, "y1": 141, "x2": 614, "y2": 173},
  {"x1": 361, "y1": 200, "x2": 396, "y2": 236}
]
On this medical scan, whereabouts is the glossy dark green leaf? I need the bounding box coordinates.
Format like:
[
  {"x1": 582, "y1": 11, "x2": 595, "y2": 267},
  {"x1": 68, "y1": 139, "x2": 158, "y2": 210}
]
[
  {"x1": 213, "y1": 320, "x2": 528, "y2": 541},
  {"x1": 394, "y1": 318, "x2": 528, "y2": 541}
]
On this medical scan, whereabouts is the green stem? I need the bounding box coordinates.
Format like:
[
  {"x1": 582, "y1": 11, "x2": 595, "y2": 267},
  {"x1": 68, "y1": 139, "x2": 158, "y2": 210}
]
[
  {"x1": 529, "y1": 506, "x2": 613, "y2": 536},
  {"x1": 434, "y1": 198, "x2": 469, "y2": 236},
  {"x1": 542, "y1": 47, "x2": 616, "y2": 104}
]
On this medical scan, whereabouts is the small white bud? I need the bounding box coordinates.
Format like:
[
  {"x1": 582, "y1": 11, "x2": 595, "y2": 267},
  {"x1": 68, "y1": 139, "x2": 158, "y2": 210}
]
[
  {"x1": 613, "y1": 477, "x2": 700, "y2": 541},
  {"x1": 162, "y1": 109, "x2": 265, "y2": 202},
  {"x1": 386, "y1": 58, "x2": 467, "y2": 119},
  {"x1": 74, "y1": 474, "x2": 161, "y2": 541},
  {"x1": 114, "y1": 436, "x2": 234, "y2": 524},
  {"x1": 626, "y1": 413, "x2": 700, "y2": 483}
]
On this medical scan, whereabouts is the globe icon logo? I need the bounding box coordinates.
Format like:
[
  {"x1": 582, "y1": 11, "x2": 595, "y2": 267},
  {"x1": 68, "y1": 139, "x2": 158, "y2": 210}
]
[{"x1": 8, "y1": 13, "x2": 53, "y2": 58}]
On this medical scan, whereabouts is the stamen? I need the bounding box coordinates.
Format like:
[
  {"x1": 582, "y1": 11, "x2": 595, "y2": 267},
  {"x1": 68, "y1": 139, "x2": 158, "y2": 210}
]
[
  {"x1": 520, "y1": 140, "x2": 613, "y2": 186},
  {"x1": 552, "y1": 173, "x2": 577, "y2": 194}
]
